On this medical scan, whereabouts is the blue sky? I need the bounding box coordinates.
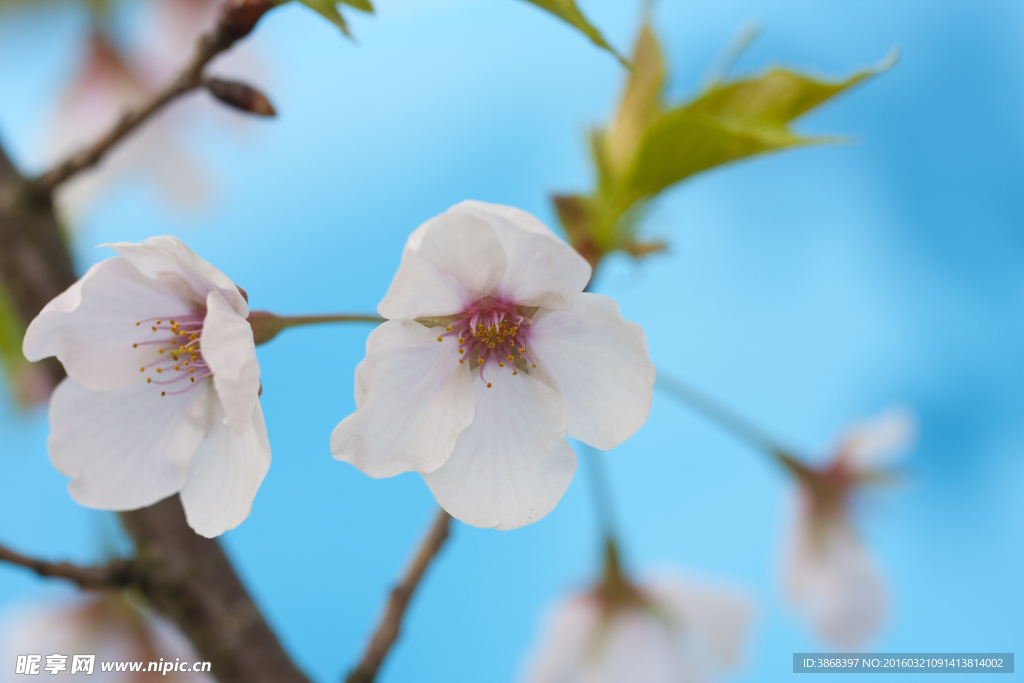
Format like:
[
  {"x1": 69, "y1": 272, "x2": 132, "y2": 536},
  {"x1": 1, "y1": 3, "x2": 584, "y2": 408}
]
[{"x1": 0, "y1": 1, "x2": 1022, "y2": 681}]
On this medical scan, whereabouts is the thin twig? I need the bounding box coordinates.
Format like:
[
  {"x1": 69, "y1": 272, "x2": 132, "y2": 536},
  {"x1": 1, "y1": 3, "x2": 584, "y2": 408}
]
[
  {"x1": 27, "y1": 0, "x2": 273, "y2": 198},
  {"x1": 0, "y1": 541, "x2": 135, "y2": 590},
  {"x1": 345, "y1": 508, "x2": 452, "y2": 683},
  {"x1": 656, "y1": 370, "x2": 807, "y2": 474}
]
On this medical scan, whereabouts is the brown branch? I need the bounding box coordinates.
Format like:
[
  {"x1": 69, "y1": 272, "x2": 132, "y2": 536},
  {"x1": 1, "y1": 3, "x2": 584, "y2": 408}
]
[
  {"x1": 0, "y1": 541, "x2": 135, "y2": 590},
  {"x1": 121, "y1": 496, "x2": 311, "y2": 683},
  {"x1": 345, "y1": 508, "x2": 452, "y2": 683},
  {"x1": 0, "y1": 5, "x2": 312, "y2": 675},
  {"x1": 27, "y1": 0, "x2": 274, "y2": 199}
]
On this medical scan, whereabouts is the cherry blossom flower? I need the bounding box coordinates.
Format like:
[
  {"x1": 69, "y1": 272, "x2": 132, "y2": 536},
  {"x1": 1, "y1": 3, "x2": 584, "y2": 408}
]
[
  {"x1": 23, "y1": 237, "x2": 268, "y2": 538},
  {"x1": 520, "y1": 550, "x2": 751, "y2": 683},
  {"x1": 783, "y1": 407, "x2": 916, "y2": 648},
  {"x1": 332, "y1": 201, "x2": 655, "y2": 529},
  {"x1": 0, "y1": 594, "x2": 213, "y2": 682}
]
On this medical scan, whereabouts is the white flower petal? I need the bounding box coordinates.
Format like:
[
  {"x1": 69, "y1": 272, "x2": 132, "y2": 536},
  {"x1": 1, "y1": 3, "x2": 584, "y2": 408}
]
[
  {"x1": 452, "y1": 201, "x2": 592, "y2": 310},
  {"x1": 422, "y1": 369, "x2": 576, "y2": 530},
  {"x1": 785, "y1": 501, "x2": 886, "y2": 648},
  {"x1": 647, "y1": 577, "x2": 753, "y2": 668},
  {"x1": 201, "y1": 290, "x2": 260, "y2": 436},
  {"x1": 332, "y1": 320, "x2": 475, "y2": 477},
  {"x1": 522, "y1": 593, "x2": 710, "y2": 683},
  {"x1": 377, "y1": 210, "x2": 507, "y2": 319},
  {"x1": 23, "y1": 258, "x2": 195, "y2": 392},
  {"x1": 181, "y1": 400, "x2": 271, "y2": 538},
  {"x1": 48, "y1": 377, "x2": 213, "y2": 511},
  {"x1": 529, "y1": 293, "x2": 655, "y2": 450},
  {"x1": 839, "y1": 407, "x2": 917, "y2": 471},
  {"x1": 105, "y1": 236, "x2": 248, "y2": 316},
  {"x1": 0, "y1": 595, "x2": 215, "y2": 682}
]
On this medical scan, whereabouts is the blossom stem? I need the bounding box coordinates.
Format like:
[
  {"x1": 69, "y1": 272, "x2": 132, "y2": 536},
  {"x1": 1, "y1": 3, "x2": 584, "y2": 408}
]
[
  {"x1": 345, "y1": 508, "x2": 451, "y2": 683},
  {"x1": 0, "y1": 541, "x2": 136, "y2": 590},
  {"x1": 248, "y1": 311, "x2": 385, "y2": 346},
  {"x1": 583, "y1": 445, "x2": 621, "y2": 545},
  {"x1": 656, "y1": 370, "x2": 807, "y2": 476}
]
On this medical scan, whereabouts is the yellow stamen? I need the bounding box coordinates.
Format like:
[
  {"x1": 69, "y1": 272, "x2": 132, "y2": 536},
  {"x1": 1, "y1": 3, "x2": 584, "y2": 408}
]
[
  {"x1": 437, "y1": 336, "x2": 443, "y2": 342},
  {"x1": 486, "y1": 383, "x2": 492, "y2": 388},
  {"x1": 477, "y1": 359, "x2": 485, "y2": 365},
  {"x1": 132, "y1": 343, "x2": 138, "y2": 348},
  {"x1": 498, "y1": 362, "x2": 505, "y2": 367},
  {"x1": 446, "y1": 326, "x2": 452, "y2": 331},
  {"x1": 161, "y1": 391, "x2": 166, "y2": 396},
  {"x1": 146, "y1": 378, "x2": 152, "y2": 383},
  {"x1": 512, "y1": 370, "x2": 517, "y2": 375}
]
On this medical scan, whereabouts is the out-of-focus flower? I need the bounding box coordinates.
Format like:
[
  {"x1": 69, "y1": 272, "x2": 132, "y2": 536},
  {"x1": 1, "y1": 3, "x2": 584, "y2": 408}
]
[
  {"x1": 47, "y1": 29, "x2": 208, "y2": 218},
  {"x1": 521, "y1": 545, "x2": 751, "y2": 683},
  {"x1": 0, "y1": 593, "x2": 213, "y2": 682},
  {"x1": 783, "y1": 408, "x2": 916, "y2": 648},
  {"x1": 23, "y1": 237, "x2": 269, "y2": 538},
  {"x1": 332, "y1": 201, "x2": 655, "y2": 529}
]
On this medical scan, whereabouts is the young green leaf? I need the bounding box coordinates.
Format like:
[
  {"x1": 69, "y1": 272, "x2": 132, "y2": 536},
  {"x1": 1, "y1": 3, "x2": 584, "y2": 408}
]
[
  {"x1": 622, "y1": 110, "x2": 828, "y2": 202},
  {"x1": 518, "y1": 0, "x2": 627, "y2": 65},
  {"x1": 605, "y1": 23, "x2": 665, "y2": 178},
  {"x1": 685, "y1": 51, "x2": 897, "y2": 126}
]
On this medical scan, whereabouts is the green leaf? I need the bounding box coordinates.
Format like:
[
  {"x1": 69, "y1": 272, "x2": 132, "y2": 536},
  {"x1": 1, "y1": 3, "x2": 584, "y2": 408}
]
[
  {"x1": 0, "y1": 280, "x2": 43, "y2": 407},
  {"x1": 338, "y1": 0, "x2": 374, "y2": 13},
  {"x1": 289, "y1": 0, "x2": 375, "y2": 37},
  {"x1": 605, "y1": 23, "x2": 665, "y2": 177},
  {"x1": 518, "y1": 0, "x2": 627, "y2": 65},
  {"x1": 685, "y1": 51, "x2": 897, "y2": 126},
  {"x1": 623, "y1": 108, "x2": 829, "y2": 202}
]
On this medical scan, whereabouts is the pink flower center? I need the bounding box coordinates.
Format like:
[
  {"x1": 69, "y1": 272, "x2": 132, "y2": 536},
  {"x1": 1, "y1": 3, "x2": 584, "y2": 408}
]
[
  {"x1": 133, "y1": 314, "x2": 212, "y2": 396},
  {"x1": 435, "y1": 301, "x2": 536, "y2": 388}
]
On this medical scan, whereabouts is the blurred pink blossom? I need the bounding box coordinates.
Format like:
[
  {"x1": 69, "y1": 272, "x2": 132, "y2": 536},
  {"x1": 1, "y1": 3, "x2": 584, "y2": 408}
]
[
  {"x1": 521, "y1": 571, "x2": 751, "y2": 683},
  {"x1": 784, "y1": 407, "x2": 916, "y2": 648},
  {"x1": 0, "y1": 593, "x2": 213, "y2": 682}
]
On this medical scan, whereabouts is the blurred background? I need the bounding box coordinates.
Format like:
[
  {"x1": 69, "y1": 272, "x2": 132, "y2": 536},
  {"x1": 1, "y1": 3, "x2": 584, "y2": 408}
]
[{"x1": 0, "y1": 0, "x2": 1022, "y2": 680}]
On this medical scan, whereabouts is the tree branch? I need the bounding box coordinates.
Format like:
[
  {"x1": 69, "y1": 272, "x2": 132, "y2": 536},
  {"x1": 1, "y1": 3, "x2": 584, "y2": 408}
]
[
  {"x1": 0, "y1": 542, "x2": 135, "y2": 590},
  {"x1": 27, "y1": 0, "x2": 274, "y2": 199},
  {"x1": 345, "y1": 508, "x2": 452, "y2": 683},
  {"x1": 121, "y1": 496, "x2": 311, "y2": 683}
]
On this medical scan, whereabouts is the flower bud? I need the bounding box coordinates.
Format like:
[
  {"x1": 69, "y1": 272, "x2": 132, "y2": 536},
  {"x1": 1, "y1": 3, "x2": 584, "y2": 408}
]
[{"x1": 205, "y1": 78, "x2": 277, "y2": 117}]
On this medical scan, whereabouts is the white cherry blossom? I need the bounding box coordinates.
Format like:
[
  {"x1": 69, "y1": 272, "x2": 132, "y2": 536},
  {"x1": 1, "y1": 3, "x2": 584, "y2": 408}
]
[
  {"x1": 23, "y1": 236, "x2": 269, "y2": 538},
  {"x1": 0, "y1": 594, "x2": 213, "y2": 682},
  {"x1": 520, "y1": 574, "x2": 751, "y2": 683},
  {"x1": 784, "y1": 407, "x2": 916, "y2": 648},
  {"x1": 332, "y1": 201, "x2": 655, "y2": 529}
]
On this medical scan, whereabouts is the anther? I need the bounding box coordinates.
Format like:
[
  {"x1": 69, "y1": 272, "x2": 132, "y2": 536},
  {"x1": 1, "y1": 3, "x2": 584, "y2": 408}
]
[
  {"x1": 139, "y1": 367, "x2": 144, "y2": 372},
  {"x1": 532, "y1": 364, "x2": 537, "y2": 368},
  {"x1": 159, "y1": 349, "x2": 164, "y2": 354},
  {"x1": 437, "y1": 336, "x2": 443, "y2": 342},
  {"x1": 133, "y1": 343, "x2": 138, "y2": 348},
  {"x1": 459, "y1": 349, "x2": 464, "y2": 354},
  {"x1": 161, "y1": 391, "x2": 166, "y2": 397},
  {"x1": 156, "y1": 320, "x2": 161, "y2": 324},
  {"x1": 135, "y1": 321, "x2": 140, "y2": 326},
  {"x1": 507, "y1": 355, "x2": 514, "y2": 361},
  {"x1": 446, "y1": 326, "x2": 452, "y2": 331},
  {"x1": 190, "y1": 377, "x2": 195, "y2": 383},
  {"x1": 486, "y1": 383, "x2": 492, "y2": 388},
  {"x1": 152, "y1": 326, "x2": 157, "y2": 331},
  {"x1": 512, "y1": 370, "x2": 517, "y2": 375},
  {"x1": 489, "y1": 343, "x2": 495, "y2": 348},
  {"x1": 174, "y1": 365, "x2": 180, "y2": 371},
  {"x1": 156, "y1": 368, "x2": 163, "y2": 373},
  {"x1": 477, "y1": 359, "x2": 485, "y2": 365},
  {"x1": 499, "y1": 362, "x2": 505, "y2": 367},
  {"x1": 459, "y1": 359, "x2": 464, "y2": 364},
  {"x1": 146, "y1": 378, "x2": 152, "y2": 383}
]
